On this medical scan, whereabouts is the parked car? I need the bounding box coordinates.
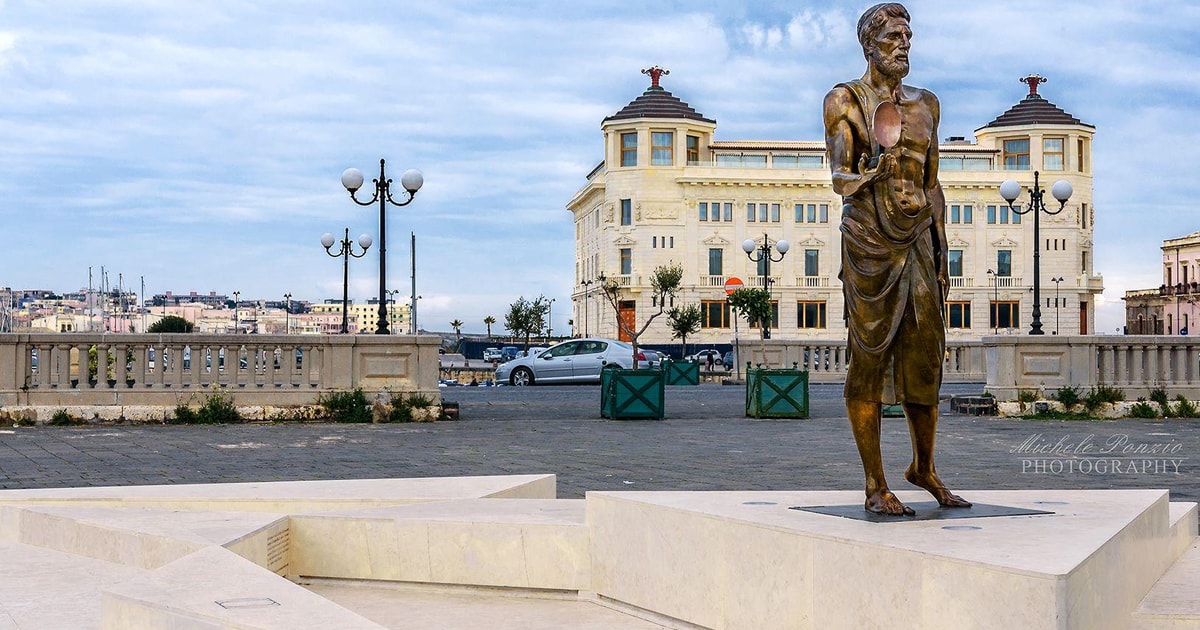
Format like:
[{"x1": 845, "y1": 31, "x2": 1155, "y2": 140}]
[
  {"x1": 495, "y1": 338, "x2": 646, "y2": 386},
  {"x1": 482, "y1": 347, "x2": 502, "y2": 362},
  {"x1": 639, "y1": 349, "x2": 665, "y2": 366},
  {"x1": 687, "y1": 349, "x2": 723, "y2": 366},
  {"x1": 499, "y1": 346, "x2": 521, "y2": 363},
  {"x1": 722, "y1": 351, "x2": 735, "y2": 370},
  {"x1": 523, "y1": 346, "x2": 549, "y2": 358}
]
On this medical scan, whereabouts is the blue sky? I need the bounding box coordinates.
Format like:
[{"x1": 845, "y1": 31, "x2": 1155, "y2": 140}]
[{"x1": 1, "y1": 0, "x2": 1196, "y2": 334}]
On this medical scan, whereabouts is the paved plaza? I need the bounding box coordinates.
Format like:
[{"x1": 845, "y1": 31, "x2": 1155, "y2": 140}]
[{"x1": 0, "y1": 383, "x2": 1196, "y2": 506}]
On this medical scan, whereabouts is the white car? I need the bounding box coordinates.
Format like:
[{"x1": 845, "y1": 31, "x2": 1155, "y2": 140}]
[
  {"x1": 482, "y1": 347, "x2": 502, "y2": 362},
  {"x1": 495, "y1": 338, "x2": 646, "y2": 386}
]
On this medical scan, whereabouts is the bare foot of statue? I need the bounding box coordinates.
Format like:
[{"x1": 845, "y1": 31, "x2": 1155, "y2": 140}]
[
  {"x1": 905, "y1": 466, "x2": 972, "y2": 508},
  {"x1": 865, "y1": 489, "x2": 916, "y2": 516}
]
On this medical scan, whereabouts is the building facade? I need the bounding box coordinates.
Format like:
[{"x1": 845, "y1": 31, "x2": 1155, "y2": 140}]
[
  {"x1": 569, "y1": 70, "x2": 1102, "y2": 344},
  {"x1": 1123, "y1": 231, "x2": 1200, "y2": 335}
]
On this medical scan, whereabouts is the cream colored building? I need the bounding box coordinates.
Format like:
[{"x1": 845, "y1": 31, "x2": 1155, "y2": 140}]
[
  {"x1": 569, "y1": 70, "x2": 1102, "y2": 344},
  {"x1": 310, "y1": 301, "x2": 409, "y2": 334},
  {"x1": 1123, "y1": 231, "x2": 1200, "y2": 335}
]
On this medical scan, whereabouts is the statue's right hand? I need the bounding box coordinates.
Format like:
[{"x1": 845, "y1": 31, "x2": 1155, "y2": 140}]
[{"x1": 857, "y1": 152, "x2": 895, "y2": 184}]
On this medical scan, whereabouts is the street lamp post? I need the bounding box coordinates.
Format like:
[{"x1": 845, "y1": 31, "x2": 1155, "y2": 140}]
[
  {"x1": 986, "y1": 269, "x2": 998, "y2": 334},
  {"x1": 283, "y1": 293, "x2": 292, "y2": 334},
  {"x1": 999, "y1": 171, "x2": 1073, "y2": 335},
  {"x1": 741, "y1": 233, "x2": 789, "y2": 339},
  {"x1": 232, "y1": 291, "x2": 240, "y2": 334},
  {"x1": 321, "y1": 228, "x2": 373, "y2": 334},
  {"x1": 341, "y1": 159, "x2": 423, "y2": 334},
  {"x1": 1050, "y1": 276, "x2": 1064, "y2": 335},
  {"x1": 386, "y1": 288, "x2": 401, "y2": 334},
  {"x1": 580, "y1": 280, "x2": 592, "y2": 337}
]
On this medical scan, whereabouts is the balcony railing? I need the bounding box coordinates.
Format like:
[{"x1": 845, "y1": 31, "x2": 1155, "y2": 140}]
[
  {"x1": 795, "y1": 277, "x2": 830, "y2": 288},
  {"x1": 949, "y1": 277, "x2": 974, "y2": 288},
  {"x1": 989, "y1": 276, "x2": 1023, "y2": 289},
  {"x1": 701, "y1": 275, "x2": 728, "y2": 288},
  {"x1": 0, "y1": 333, "x2": 440, "y2": 408}
]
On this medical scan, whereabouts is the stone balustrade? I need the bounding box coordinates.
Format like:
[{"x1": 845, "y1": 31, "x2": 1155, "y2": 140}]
[
  {"x1": 731, "y1": 339, "x2": 986, "y2": 384},
  {"x1": 0, "y1": 333, "x2": 440, "y2": 407},
  {"x1": 987, "y1": 335, "x2": 1200, "y2": 400}
]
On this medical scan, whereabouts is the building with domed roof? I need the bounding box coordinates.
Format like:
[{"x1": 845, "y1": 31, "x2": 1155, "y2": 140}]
[{"x1": 568, "y1": 69, "x2": 1102, "y2": 345}]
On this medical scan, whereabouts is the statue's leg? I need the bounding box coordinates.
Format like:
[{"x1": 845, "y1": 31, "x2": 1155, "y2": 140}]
[
  {"x1": 902, "y1": 402, "x2": 971, "y2": 507},
  {"x1": 847, "y1": 398, "x2": 913, "y2": 515}
]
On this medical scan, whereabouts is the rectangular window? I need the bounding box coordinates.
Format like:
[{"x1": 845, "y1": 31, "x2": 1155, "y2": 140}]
[
  {"x1": 948, "y1": 250, "x2": 963, "y2": 277},
  {"x1": 652, "y1": 236, "x2": 657, "y2": 248},
  {"x1": 749, "y1": 301, "x2": 780, "y2": 329},
  {"x1": 1012, "y1": 205, "x2": 1021, "y2": 223},
  {"x1": 950, "y1": 205, "x2": 960, "y2": 224},
  {"x1": 620, "y1": 199, "x2": 632, "y2": 225},
  {"x1": 945, "y1": 301, "x2": 972, "y2": 329},
  {"x1": 619, "y1": 248, "x2": 631, "y2": 275},
  {"x1": 819, "y1": 204, "x2": 829, "y2": 222},
  {"x1": 770, "y1": 203, "x2": 780, "y2": 222},
  {"x1": 997, "y1": 250, "x2": 1012, "y2": 277},
  {"x1": 699, "y1": 202, "x2": 708, "y2": 221},
  {"x1": 773, "y1": 155, "x2": 798, "y2": 167},
  {"x1": 1003, "y1": 138, "x2": 1030, "y2": 170},
  {"x1": 708, "y1": 248, "x2": 723, "y2": 276},
  {"x1": 795, "y1": 203, "x2": 804, "y2": 222},
  {"x1": 1082, "y1": 250, "x2": 1089, "y2": 273},
  {"x1": 807, "y1": 204, "x2": 817, "y2": 223},
  {"x1": 991, "y1": 301, "x2": 1020, "y2": 329},
  {"x1": 797, "y1": 301, "x2": 827, "y2": 328},
  {"x1": 620, "y1": 132, "x2": 637, "y2": 167},
  {"x1": 1000, "y1": 204, "x2": 1009, "y2": 224},
  {"x1": 701, "y1": 300, "x2": 731, "y2": 328},
  {"x1": 759, "y1": 204, "x2": 768, "y2": 222},
  {"x1": 1081, "y1": 202, "x2": 1088, "y2": 229},
  {"x1": 1044, "y1": 137, "x2": 1064, "y2": 171},
  {"x1": 963, "y1": 204, "x2": 973, "y2": 223},
  {"x1": 747, "y1": 203, "x2": 756, "y2": 222},
  {"x1": 722, "y1": 203, "x2": 732, "y2": 222},
  {"x1": 1078, "y1": 138, "x2": 1087, "y2": 172},
  {"x1": 686, "y1": 135, "x2": 700, "y2": 165},
  {"x1": 651, "y1": 131, "x2": 673, "y2": 166},
  {"x1": 987, "y1": 204, "x2": 997, "y2": 224},
  {"x1": 756, "y1": 256, "x2": 768, "y2": 278},
  {"x1": 805, "y1": 249, "x2": 819, "y2": 276},
  {"x1": 669, "y1": 236, "x2": 674, "y2": 248}
]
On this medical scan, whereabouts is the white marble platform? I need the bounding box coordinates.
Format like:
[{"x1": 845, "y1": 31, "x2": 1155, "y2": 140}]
[{"x1": 0, "y1": 477, "x2": 1195, "y2": 629}]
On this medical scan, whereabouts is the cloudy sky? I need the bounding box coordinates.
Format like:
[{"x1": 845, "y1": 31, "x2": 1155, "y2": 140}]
[{"x1": 1, "y1": 0, "x2": 1195, "y2": 334}]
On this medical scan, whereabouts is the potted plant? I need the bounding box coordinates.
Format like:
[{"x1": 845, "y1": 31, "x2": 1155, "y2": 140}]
[
  {"x1": 663, "y1": 303, "x2": 703, "y2": 385},
  {"x1": 727, "y1": 287, "x2": 809, "y2": 418},
  {"x1": 596, "y1": 263, "x2": 683, "y2": 419}
]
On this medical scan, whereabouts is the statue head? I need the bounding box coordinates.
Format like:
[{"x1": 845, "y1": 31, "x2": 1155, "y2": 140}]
[{"x1": 857, "y1": 3, "x2": 911, "y2": 79}]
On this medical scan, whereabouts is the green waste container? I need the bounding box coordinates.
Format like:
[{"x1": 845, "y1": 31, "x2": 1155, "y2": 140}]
[
  {"x1": 745, "y1": 367, "x2": 809, "y2": 418},
  {"x1": 601, "y1": 366, "x2": 665, "y2": 420}
]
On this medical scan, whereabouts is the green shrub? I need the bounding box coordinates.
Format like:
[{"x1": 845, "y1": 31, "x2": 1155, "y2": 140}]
[
  {"x1": 172, "y1": 404, "x2": 199, "y2": 424},
  {"x1": 1017, "y1": 389, "x2": 1039, "y2": 403},
  {"x1": 1054, "y1": 386, "x2": 1082, "y2": 411},
  {"x1": 386, "y1": 395, "x2": 414, "y2": 423},
  {"x1": 1149, "y1": 388, "x2": 1169, "y2": 405},
  {"x1": 406, "y1": 393, "x2": 435, "y2": 408},
  {"x1": 49, "y1": 409, "x2": 76, "y2": 426},
  {"x1": 980, "y1": 391, "x2": 993, "y2": 398},
  {"x1": 319, "y1": 389, "x2": 372, "y2": 423},
  {"x1": 1173, "y1": 395, "x2": 1198, "y2": 418},
  {"x1": 197, "y1": 390, "x2": 241, "y2": 424},
  {"x1": 1128, "y1": 401, "x2": 1159, "y2": 419},
  {"x1": 1083, "y1": 385, "x2": 1124, "y2": 413},
  {"x1": 16, "y1": 416, "x2": 35, "y2": 427}
]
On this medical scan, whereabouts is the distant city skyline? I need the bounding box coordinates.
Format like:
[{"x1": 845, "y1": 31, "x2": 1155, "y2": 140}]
[{"x1": 1, "y1": 1, "x2": 1197, "y2": 334}]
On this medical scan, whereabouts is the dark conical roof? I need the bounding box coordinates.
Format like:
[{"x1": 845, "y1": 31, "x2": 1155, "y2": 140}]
[
  {"x1": 604, "y1": 67, "x2": 714, "y2": 124},
  {"x1": 979, "y1": 75, "x2": 1093, "y2": 130}
]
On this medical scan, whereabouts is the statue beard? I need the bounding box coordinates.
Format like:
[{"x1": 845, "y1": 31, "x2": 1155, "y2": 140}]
[{"x1": 871, "y1": 49, "x2": 910, "y2": 81}]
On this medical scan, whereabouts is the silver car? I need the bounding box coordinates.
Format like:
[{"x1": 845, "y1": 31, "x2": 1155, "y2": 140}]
[{"x1": 495, "y1": 338, "x2": 643, "y2": 386}]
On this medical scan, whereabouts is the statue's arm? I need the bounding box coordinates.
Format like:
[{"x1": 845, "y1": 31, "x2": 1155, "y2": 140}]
[
  {"x1": 925, "y1": 92, "x2": 949, "y2": 300},
  {"x1": 824, "y1": 87, "x2": 893, "y2": 198}
]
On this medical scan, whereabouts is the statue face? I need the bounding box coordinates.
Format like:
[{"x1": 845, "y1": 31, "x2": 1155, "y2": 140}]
[{"x1": 869, "y1": 16, "x2": 912, "y2": 79}]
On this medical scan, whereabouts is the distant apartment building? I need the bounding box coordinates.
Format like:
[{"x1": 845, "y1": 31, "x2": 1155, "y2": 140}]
[
  {"x1": 569, "y1": 70, "x2": 1102, "y2": 344},
  {"x1": 1123, "y1": 232, "x2": 1200, "y2": 335},
  {"x1": 310, "y1": 300, "x2": 409, "y2": 334}
]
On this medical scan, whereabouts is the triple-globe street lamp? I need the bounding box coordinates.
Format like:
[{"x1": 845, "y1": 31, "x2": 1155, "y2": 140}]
[
  {"x1": 999, "y1": 171, "x2": 1073, "y2": 335},
  {"x1": 341, "y1": 159, "x2": 423, "y2": 335},
  {"x1": 742, "y1": 233, "x2": 789, "y2": 339},
  {"x1": 322, "y1": 228, "x2": 373, "y2": 334}
]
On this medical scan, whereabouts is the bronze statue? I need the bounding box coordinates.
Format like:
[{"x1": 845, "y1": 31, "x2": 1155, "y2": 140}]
[{"x1": 823, "y1": 3, "x2": 970, "y2": 515}]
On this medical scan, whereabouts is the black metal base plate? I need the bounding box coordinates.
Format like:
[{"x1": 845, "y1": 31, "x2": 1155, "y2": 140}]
[{"x1": 790, "y1": 502, "x2": 1054, "y2": 523}]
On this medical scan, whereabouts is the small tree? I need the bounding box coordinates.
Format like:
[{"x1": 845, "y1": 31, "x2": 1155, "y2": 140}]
[
  {"x1": 483, "y1": 315, "x2": 496, "y2": 339},
  {"x1": 450, "y1": 319, "x2": 464, "y2": 340},
  {"x1": 667, "y1": 303, "x2": 703, "y2": 360},
  {"x1": 727, "y1": 288, "x2": 772, "y2": 365},
  {"x1": 504, "y1": 295, "x2": 549, "y2": 352},
  {"x1": 599, "y1": 263, "x2": 684, "y2": 369},
  {"x1": 148, "y1": 315, "x2": 194, "y2": 333}
]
